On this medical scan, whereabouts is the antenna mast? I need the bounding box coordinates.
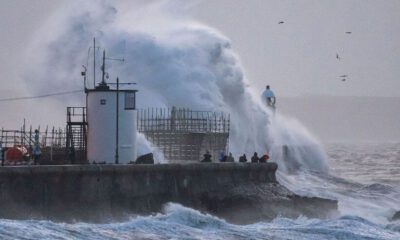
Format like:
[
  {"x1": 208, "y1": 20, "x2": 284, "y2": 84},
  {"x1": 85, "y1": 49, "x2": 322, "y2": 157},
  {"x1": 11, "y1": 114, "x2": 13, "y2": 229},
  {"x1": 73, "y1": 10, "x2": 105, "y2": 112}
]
[
  {"x1": 101, "y1": 50, "x2": 106, "y2": 84},
  {"x1": 93, "y1": 38, "x2": 96, "y2": 87}
]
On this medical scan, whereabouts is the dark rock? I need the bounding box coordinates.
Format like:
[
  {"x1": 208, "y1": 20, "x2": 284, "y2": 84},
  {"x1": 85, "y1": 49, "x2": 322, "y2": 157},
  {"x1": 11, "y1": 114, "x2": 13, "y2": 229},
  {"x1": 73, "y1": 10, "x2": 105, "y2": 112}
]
[
  {"x1": 199, "y1": 182, "x2": 338, "y2": 224},
  {"x1": 136, "y1": 153, "x2": 154, "y2": 164}
]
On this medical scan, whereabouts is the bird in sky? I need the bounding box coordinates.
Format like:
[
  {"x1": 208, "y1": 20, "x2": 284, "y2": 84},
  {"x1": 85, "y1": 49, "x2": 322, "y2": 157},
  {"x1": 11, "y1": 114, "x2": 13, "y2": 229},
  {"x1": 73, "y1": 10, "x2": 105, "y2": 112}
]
[
  {"x1": 336, "y1": 53, "x2": 340, "y2": 60},
  {"x1": 278, "y1": 21, "x2": 284, "y2": 24},
  {"x1": 340, "y1": 75, "x2": 348, "y2": 78},
  {"x1": 341, "y1": 79, "x2": 346, "y2": 82},
  {"x1": 346, "y1": 32, "x2": 352, "y2": 34}
]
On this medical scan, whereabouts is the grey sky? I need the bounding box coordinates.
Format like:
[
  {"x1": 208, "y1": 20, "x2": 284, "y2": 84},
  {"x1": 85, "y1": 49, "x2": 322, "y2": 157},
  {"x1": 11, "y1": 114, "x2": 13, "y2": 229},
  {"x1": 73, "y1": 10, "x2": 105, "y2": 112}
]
[
  {"x1": 0, "y1": 0, "x2": 399, "y2": 142},
  {"x1": 1, "y1": 0, "x2": 400, "y2": 97},
  {"x1": 192, "y1": 0, "x2": 400, "y2": 97}
]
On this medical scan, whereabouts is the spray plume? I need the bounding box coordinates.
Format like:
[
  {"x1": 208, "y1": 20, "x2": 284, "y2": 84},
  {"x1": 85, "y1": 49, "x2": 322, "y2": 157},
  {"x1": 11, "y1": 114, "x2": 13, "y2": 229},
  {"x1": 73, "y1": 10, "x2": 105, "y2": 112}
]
[{"x1": 24, "y1": 0, "x2": 328, "y2": 172}]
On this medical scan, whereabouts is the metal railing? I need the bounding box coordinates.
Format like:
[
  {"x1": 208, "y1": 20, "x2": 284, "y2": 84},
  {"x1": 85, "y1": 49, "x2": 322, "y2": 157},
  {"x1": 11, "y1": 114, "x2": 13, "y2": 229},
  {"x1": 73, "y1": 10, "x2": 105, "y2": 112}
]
[
  {"x1": 0, "y1": 127, "x2": 66, "y2": 149},
  {"x1": 137, "y1": 107, "x2": 230, "y2": 134}
]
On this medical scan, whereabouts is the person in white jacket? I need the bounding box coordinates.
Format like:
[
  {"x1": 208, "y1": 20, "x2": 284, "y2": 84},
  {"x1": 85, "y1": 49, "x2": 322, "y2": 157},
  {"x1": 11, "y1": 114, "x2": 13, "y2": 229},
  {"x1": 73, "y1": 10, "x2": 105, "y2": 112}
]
[{"x1": 261, "y1": 85, "x2": 276, "y2": 109}]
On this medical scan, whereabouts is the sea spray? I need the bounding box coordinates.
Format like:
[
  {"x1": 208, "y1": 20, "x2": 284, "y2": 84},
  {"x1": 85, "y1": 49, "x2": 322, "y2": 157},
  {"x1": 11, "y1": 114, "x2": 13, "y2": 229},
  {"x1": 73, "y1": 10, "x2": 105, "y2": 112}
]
[
  {"x1": 267, "y1": 112, "x2": 329, "y2": 173},
  {"x1": 24, "y1": 0, "x2": 328, "y2": 172},
  {"x1": 136, "y1": 133, "x2": 166, "y2": 163}
]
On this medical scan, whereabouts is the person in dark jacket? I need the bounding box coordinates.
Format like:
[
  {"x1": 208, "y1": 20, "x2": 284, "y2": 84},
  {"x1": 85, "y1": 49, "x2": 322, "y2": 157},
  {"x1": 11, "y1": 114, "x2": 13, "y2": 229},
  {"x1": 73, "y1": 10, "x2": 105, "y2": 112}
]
[
  {"x1": 201, "y1": 151, "x2": 212, "y2": 162},
  {"x1": 251, "y1": 152, "x2": 259, "y2": 163},
  {"x1": 239, "y1": 154, "x2": 247, "y2": 163}
]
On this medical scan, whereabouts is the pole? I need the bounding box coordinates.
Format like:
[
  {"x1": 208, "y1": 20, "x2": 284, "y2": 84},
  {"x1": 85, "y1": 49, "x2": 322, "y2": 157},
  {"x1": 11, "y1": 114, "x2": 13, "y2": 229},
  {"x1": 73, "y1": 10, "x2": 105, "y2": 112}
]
[
  {"x1": 93, "y1": 38, "x2": 96, "y2": 88},
  {"x1": 115, "y1": 77, "x2": 119, "y2": 164},
  {"x1": 101, "y1": 50, "x2": 106, "y2": 84}
]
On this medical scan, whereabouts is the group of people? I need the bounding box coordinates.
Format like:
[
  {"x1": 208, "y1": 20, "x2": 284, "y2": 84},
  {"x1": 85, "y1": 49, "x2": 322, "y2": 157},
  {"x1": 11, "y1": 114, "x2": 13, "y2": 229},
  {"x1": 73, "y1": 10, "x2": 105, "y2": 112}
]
[
  {"x1": 201, "y1": 151, "x2": 235, "y2": 163},
  {"x1": 201, "y1": 151, "x2": 270, "y2": 163},
  {"x1": 239, "y1": 152, "x2": 270, "y2": 163},
  {"x1": 218, "y1": 152, "x2": 235, "y2": 162}
]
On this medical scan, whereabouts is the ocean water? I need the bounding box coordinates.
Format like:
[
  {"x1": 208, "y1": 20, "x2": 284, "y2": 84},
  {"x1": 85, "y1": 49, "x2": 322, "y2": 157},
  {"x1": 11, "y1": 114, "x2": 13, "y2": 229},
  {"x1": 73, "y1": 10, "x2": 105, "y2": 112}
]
[{"x1": 0, "y1": 142, "x2": 399, "y2": 240}]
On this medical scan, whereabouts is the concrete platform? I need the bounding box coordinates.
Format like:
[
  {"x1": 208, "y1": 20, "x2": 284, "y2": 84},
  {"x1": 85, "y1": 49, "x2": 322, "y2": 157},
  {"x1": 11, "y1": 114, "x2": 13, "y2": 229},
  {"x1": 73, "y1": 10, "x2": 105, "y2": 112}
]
[{"x1": 0, "y1": 163, "x2": 284, "y2": 222}]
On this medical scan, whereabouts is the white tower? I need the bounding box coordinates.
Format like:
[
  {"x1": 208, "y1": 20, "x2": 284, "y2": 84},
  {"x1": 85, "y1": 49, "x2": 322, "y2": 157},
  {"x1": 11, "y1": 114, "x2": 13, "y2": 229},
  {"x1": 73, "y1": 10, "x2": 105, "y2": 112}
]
[
  {"x1": 84, "y1": 44, "x2": 137, "y2": 164},
  {"x1": 86, "y1": 82, "x2": 137, "y2": 164}
]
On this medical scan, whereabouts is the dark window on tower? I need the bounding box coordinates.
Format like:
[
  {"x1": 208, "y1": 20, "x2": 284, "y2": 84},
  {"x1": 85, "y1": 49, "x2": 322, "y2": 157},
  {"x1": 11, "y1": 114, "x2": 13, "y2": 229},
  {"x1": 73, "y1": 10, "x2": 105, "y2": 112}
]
[
  {"x1": 125, "y1": 92, "x2": 136, "y2": 110},
  {"x1": 100, "y1": 99, "x2": 106, "y2": 105}
]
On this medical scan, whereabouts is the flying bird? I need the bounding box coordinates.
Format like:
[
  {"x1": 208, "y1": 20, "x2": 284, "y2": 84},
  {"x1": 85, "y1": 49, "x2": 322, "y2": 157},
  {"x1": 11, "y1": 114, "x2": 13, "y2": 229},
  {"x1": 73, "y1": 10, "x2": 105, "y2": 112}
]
[
  {"x1": 340, "y1": 75, "x2": 348, "y2": 78},
  {"x1": 346, "y1": 32, "x2": 352, "y2": 34},
  {"x1": 341, "y1": 79, "x2": 346, "y2": 82},
  {"x1": 278, "y1": 21, "x2": 284, "y2": 24},
  {"x1": 336, "y1": 53, "x2": 340, "y2": 60}
]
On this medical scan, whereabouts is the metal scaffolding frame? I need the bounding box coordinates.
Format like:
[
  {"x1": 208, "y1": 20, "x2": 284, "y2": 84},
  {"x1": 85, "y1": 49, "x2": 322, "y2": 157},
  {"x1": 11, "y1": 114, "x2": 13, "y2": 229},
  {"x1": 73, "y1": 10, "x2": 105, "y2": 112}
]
[{"x1": 137, "y1": 107, "x2": 230, "y2": 162}]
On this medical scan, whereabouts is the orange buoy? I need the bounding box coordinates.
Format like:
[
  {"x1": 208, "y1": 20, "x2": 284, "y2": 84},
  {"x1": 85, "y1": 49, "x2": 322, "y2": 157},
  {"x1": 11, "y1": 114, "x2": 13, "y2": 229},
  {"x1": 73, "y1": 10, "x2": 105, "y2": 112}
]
[{"x1": 5, "y1": 146, "x2": 27, "y2": 162}]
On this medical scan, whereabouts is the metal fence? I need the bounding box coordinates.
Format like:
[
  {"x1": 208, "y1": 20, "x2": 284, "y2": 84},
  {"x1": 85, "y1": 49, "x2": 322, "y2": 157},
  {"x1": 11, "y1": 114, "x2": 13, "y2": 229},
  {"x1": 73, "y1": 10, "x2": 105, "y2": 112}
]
[
  {"x1": 0, "y1": 126, "x2": 66, "y2": 149},
  {"x1": 137, "y1": 107, "x2": 230, "y2": 133},
  {"x1": 138, "y1": 107, "x2": 230, "y2": 162}
]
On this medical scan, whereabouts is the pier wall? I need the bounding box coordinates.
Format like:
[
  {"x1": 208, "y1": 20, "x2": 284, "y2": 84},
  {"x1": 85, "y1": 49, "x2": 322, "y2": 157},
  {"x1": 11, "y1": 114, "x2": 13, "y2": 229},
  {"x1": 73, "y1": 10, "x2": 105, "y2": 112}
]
[{"x1": 0, "y1": 163, "x2": 278, "y2": 221}]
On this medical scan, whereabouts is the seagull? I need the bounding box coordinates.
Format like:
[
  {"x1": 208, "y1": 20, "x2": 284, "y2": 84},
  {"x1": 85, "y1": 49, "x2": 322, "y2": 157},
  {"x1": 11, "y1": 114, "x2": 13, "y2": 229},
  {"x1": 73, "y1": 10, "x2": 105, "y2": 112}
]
[
  {"x1": 341, "y1": 79, "x2": 346, "y2": 82},
  {"x1": 336, "y1": 53, "x2": 340, "y2": 60},
  {"x1": 346, "y1": 32, "x2": 352, "y2": 34},
  {"x1": 340, "y1": 75, "x2": 348, "y2": 78},
  {"x1": 278, "y1": 21, "x2": 284, "y2": 24}
]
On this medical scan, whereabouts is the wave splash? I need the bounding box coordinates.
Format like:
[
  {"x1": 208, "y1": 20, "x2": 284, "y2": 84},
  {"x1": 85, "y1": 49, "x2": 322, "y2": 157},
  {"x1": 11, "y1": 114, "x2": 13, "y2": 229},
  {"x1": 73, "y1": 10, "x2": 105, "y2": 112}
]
[{"x1": 24, "y1": 0, "x2": 328, "y2": 171}]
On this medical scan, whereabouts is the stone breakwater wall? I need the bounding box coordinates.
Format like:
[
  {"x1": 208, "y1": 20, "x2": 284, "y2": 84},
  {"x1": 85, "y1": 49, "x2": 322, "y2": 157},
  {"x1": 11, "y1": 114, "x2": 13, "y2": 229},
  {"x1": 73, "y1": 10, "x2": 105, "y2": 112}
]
[{"x1": 0, "y1": 163, "x2": 279, "y2": 221}]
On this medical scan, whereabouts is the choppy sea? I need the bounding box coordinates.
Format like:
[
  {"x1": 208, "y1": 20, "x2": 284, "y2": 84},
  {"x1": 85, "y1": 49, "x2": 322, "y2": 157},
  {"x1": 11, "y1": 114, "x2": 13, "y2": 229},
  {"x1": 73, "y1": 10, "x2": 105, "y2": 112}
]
[{"x1": 0, "y1": 142, "x2": 399, "y2": 240}]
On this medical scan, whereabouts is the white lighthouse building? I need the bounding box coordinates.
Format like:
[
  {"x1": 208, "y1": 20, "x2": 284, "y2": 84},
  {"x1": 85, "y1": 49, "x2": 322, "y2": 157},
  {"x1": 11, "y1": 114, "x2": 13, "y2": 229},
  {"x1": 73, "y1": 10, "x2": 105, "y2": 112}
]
[
  {"x1": 84, "y1": 45, "x2": 138, "y2": 164},
  {"x1": 86, "y1": 82, "x2": 137, "y2": 164}
]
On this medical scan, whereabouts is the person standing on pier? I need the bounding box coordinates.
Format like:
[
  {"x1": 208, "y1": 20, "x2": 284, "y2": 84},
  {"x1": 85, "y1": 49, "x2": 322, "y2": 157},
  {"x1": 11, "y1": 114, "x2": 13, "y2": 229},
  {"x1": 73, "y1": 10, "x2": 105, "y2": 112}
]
[
  {"x1": 32, "y1": 130, "x2": 41, "y2": 165},
  {"x1": 251, "y1": 152, "x2": 259, "y2": 163},
  {"x1": 259, "y1": 153, "x2": 270, "y2": 163},
  {"x1": 239, "y1": 154, "x2": 247, "y2": 162},
  {"x1": 262, "y1": 85, "x2": 276, "y2": 109},
  {"x1": 201, "y1": 150, "x2": 212, "y2": 162}
]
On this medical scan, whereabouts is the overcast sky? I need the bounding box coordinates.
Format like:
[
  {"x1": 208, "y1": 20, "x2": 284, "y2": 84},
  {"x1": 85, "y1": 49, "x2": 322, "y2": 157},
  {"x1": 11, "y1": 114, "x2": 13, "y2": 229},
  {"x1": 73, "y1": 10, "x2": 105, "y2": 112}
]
[
  {"x1": 193, "y1": 0, "x2": 400, "y2": 97},
  {"x1": 1, "y1": 0, "x2": 400, "y2": 97},
  {"x1": 0, "y1": 0, "x2": 399, "y2": 142}
]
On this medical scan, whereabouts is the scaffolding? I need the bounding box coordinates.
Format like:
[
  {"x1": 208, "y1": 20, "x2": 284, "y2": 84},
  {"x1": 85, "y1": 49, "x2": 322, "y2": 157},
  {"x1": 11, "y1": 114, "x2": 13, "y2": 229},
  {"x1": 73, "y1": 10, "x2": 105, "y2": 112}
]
[
  {"x1": 0, "y1": 126, "x2": 66, "y2": 149},
  {"x1": 0, "y1": 107, "x2": 88, "y2": 164},
  {"x1": 0, "y1": 124, "x2": 67, "y2": 164},
  {"x1": 137, "y1": 107, "x2": 230, "y2": 162}
]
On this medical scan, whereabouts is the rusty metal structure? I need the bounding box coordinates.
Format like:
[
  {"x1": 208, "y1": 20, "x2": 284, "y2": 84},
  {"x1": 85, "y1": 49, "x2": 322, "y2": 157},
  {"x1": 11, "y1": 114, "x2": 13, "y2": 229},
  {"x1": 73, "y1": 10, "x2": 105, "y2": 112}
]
[{"x1": 137, "y1": 107, "x2": 230, "y2": 162}]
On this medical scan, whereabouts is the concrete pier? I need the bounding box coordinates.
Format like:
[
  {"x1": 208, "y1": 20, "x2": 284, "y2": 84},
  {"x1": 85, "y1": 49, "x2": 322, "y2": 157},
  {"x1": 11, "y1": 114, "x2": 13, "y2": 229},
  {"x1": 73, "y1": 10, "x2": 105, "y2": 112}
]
[{"x1": 0, "y1": 163, "x2": 282, "y2": 221}]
